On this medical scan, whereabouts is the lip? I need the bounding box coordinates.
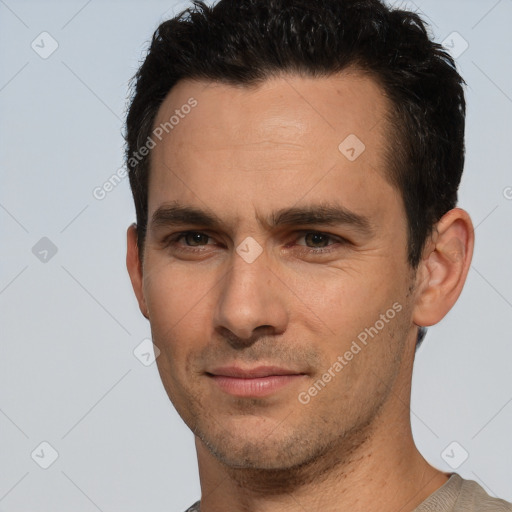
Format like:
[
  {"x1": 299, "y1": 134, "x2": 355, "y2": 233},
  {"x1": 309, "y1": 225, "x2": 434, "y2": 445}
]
[
  {"x1": 207, "y1": 366, "x2": 306, "y2": 398},
  {"x1": 209, "y1": 366, "x2": 302, "y2": 378}
]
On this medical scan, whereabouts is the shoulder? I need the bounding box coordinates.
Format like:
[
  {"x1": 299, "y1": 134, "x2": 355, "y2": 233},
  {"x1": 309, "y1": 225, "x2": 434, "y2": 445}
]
[
  {"x1": 457, "y1": 475, "x2": 512, "y2": 511},
  {"x1": 183, "y1": 501, "x2": 200, "y2": 512},
  {"x1": 415, "y1": 473, "x2": 512, "y2": 512}
]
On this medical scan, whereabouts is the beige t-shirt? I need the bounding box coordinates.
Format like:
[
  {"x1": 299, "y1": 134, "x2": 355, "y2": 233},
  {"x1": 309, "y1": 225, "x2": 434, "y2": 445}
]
[
  {"x1": 185, "y1": 473, "x2": 512, "y2": 511},
  {"x1": 413, "y1": 473, "x2": 512, "y2": 511}
]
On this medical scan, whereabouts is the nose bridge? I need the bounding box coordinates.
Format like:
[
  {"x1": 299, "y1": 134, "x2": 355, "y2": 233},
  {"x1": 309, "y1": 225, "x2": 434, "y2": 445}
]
[{"x1": 214, "y1": 246, "x2": 287, "y2": 340}]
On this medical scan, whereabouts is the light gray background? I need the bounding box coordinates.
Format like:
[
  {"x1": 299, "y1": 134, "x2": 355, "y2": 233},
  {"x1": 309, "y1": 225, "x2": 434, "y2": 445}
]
[{"x1": 1, "y1": 0, "x2": 511, "y2": 510}]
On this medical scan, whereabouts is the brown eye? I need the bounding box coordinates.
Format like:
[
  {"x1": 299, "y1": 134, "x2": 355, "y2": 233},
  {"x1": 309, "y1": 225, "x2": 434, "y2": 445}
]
[
  {"x1": 304, "y1": 232, "x2": 331, "y2": 248},
  {"x1": 184, "y1": 232, "x2": 210, "y2": 246}
]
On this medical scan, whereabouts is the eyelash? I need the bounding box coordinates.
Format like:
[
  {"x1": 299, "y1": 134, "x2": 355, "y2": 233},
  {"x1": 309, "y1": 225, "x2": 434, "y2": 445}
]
[{"x1": 163, "y1": 230, "x2": 347, "y2": 255}]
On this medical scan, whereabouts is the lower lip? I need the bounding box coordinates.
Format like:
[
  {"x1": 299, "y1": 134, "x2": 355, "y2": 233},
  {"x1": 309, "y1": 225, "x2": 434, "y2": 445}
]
[{"x1": 209, "y1": 375, "x2": 304, "y2": 397}]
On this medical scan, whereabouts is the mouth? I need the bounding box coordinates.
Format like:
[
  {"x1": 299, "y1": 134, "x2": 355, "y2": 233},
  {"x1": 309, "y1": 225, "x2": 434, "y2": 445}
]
[{"x1": 206, "y1": 366, "x2": 307, "y2": 398}]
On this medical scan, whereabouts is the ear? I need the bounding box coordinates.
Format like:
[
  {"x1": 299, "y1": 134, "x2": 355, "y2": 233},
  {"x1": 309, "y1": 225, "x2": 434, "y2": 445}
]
[
  {"x1": 412, "y1": 208, "x2": 474, "y2": 327},
  {"x1": 126, "y1": 223, "x2": 149, "y2": 319}
]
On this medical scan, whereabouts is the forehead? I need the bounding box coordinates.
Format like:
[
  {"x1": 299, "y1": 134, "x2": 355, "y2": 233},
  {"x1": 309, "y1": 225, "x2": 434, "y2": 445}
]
[
  {"x1": 147, "y1": 71, "x2": 402, "y2": 231},
  {"x1": 153, "y1": 70, "x2": 389, "y2": 153}
]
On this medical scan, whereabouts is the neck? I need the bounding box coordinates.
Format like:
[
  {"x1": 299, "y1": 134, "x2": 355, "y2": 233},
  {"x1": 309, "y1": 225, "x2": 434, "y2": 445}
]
[{"x1": 195, "y1": 404, "x2": 449, "y2": 512}]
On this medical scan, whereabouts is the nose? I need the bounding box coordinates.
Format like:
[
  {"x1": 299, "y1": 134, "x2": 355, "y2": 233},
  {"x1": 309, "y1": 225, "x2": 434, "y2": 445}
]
[{"x1": 213, "y1": 246, "x2": 289, "y2": 347}]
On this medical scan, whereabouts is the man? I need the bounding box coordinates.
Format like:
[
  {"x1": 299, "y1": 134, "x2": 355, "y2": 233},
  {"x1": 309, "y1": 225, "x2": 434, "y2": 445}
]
[{"x1": 124, "y1": 0, "x2": 512, "y2": 510}]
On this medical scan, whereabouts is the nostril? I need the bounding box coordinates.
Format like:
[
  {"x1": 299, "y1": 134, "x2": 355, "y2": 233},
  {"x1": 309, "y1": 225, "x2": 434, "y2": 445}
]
[{"x1": 216, "y1": 325, "x2": 275, "y2": 350}]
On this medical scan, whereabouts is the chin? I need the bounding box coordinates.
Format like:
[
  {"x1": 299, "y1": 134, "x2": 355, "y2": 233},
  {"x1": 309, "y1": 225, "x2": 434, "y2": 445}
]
[{"x1": 196, "y1": 418, "x2": 329, "y2": 472}]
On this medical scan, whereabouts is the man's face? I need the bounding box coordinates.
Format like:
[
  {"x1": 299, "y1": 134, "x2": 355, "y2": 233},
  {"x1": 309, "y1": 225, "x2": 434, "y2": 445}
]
[{"x1": 132, "y1": 72, "x2": 420, "y2": 471}]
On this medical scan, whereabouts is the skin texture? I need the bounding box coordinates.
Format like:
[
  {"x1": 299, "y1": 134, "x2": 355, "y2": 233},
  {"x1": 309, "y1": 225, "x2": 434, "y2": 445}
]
[{"x1": 126, "y1": 72, "x2": 474, "y2": 512}]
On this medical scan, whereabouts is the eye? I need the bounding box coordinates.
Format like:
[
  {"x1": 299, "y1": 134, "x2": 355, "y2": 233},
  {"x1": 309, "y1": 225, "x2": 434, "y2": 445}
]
[
  {"x1": 294, "y1": 231, "x2": 345, "y2": 250},
  {"x1": 162, "y1": 231, "x2": 218, "y2": 254},
  {"x1": 179, "y1": 232, "x2": 211, "y2": 246},
  {"x1": 299, "y1": 232, "x2": 334, "y2": 248}
]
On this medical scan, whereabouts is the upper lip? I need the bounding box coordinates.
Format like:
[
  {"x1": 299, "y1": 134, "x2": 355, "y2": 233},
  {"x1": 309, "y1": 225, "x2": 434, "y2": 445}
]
[{"x1": 207, "y1": 366, "x2": 304, "y2": 378}]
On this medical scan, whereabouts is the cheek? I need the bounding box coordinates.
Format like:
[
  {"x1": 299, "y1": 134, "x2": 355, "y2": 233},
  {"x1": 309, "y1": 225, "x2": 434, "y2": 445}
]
[
  {"x1": 289, "y1": 264, "x2": 408, "y2": 367},
  {"x1": 144, "y1": 268, "x2": 211, "y2": 419},
  {"x1": 143, "y1": 264, "x2": 213, "y2": 365},
  {"x1": 144, "y1": 255, "x2": 213, "y2": 320},
  {"x1": 286, "y1": 261, "x2": 394, "y2": 324}
]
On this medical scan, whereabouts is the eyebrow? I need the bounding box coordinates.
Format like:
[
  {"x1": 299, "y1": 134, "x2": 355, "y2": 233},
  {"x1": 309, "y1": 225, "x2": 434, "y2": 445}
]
[
  {"x1": 150, "y1": 201, "x2": 374, "y2": 236},
  {"x1": 269, "y1": 204, "x2": 374, "y2": 235},
  {"x1": 151, "y1": 202, "x2": 223, "y2": 230}
]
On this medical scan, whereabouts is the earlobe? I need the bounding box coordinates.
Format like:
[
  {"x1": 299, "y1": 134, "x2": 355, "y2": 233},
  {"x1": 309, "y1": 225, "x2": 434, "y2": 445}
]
[
  {"x1": 126, "y1": 223, "x2": 150, "y2": 319},
  {"x1": 412, "y1": 208, "x2": 474, "y2": 327}
]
